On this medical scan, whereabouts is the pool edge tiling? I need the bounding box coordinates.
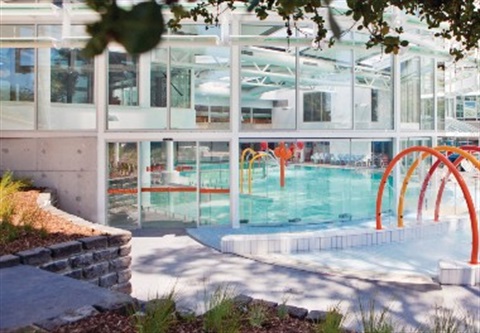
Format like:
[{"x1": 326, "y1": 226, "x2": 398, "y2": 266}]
[{"x1": 188, "y1": 216, "x2": 479, "y2": 286}]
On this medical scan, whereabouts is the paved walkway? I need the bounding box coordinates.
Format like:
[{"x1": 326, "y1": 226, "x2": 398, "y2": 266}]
[
  {"x1": 0, "y1": 265, "x2": 133, "y2": 332},
  {"x1": 130, "y1": 233, "x2": 480, "y2": 332}
]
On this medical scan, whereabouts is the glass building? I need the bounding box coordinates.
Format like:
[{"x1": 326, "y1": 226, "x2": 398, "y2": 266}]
[{"x1": 1, "y1": 1, "x2": 479, "y2": 229}]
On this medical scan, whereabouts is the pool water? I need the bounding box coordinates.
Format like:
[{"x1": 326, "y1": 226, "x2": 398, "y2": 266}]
[
  {"x1": 151, "y1": 164, "x2": 398, "y2": 226},
  {"x1": 239, "y1": 165, "x2": 395, "y2": 225}
]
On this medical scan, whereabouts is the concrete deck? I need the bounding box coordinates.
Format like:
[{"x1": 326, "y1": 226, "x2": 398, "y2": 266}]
[{"x1": 130, "y1": 233, "x2": 480, "y2": 332}]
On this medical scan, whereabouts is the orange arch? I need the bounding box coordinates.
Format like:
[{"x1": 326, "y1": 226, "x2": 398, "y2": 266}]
[
  {"x1": 375, "y1": 146, "x2": 478, "y2": 264},
  {"x1": 398, "y1": 146, "x2": 480, "y2": 227}
]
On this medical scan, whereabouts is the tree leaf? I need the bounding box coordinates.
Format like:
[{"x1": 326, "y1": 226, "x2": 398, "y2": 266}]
[{"x1": 113, "y1": 1, "x2": 165, "y2": 54}]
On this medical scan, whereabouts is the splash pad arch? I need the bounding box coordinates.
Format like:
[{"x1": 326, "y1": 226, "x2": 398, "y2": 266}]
[
  {"x1": 375, "y1": 145, "x2": 479, "y2": 265},
  {"x1": 417, "y1": 146, "x2": 480, "y2": 223}
]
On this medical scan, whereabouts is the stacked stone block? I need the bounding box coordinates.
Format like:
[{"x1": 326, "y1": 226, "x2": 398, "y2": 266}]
[{"x1": 0, "y1": 233, "x2": 132, "y2": 294}]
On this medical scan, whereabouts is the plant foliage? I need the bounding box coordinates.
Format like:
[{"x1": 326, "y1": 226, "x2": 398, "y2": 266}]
[{"x1": 83, "y1": 0, "x2": 480, "y2": 60}]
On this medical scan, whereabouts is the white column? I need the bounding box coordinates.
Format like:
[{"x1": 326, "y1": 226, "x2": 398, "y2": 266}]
[
  {"x1": 37, "y1": 48, "x2": 51, "y2": 128},
  {"x1": 392, "y1": 54, "x2": 401, "y2": 219},
  {"x1": 230, "y1": 13, "x2": 241, "y2": 228},
  {"x1": 163, "y1": 140, "x2": 179, "y2": 183},
  {"x1": 96, "y1": 51, "x2": 108, "y2": 225}
]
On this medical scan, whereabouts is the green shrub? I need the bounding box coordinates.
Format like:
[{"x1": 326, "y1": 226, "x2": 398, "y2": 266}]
[
  {"x1": 0, "y1": 171, "x2": 25, "y2": 222},
  {"x1": 247, "y1": 302, "x2": 268, "y2": 328},
  {"x1": 315, "y1": 303, "x2": 344, "y2": 333},
  {"x1": 417, "y1": 306, "x2": 478, "y2": 333},
  {"x1": 134, "y1": 289, "x2": 177, "y2": 333},
  {"x1": 203, "y1": 284, "x2": 241, "y2": 333},
  {"x1": 358, "y1": 297, "x2": 395, "y2": 333}
]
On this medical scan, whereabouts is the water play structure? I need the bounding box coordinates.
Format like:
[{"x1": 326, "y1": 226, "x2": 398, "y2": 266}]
[
  {"x1": 240, "y1": 142, "x2": 295, "y2": 194},
  {"x1": 375, "y1": 145, "x2": 479, "y2": 264}
]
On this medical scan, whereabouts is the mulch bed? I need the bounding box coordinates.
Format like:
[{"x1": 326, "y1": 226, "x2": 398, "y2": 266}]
[{"x1": 1, "y1": 190, "x2": 103, "y2": 256}]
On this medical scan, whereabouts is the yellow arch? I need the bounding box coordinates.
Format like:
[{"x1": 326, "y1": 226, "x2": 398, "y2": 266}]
[
  {"x1": 240, "y1": 148, "x2": 257, "y2": 193},
  {"x1": 398, "y1": 146, "x2": 480, "y2": 227},
  {"x1": 248, "y1": 152, "x2": 269, "y2": 194}
]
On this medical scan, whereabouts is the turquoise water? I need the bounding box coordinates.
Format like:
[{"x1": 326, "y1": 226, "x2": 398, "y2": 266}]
[
  {"x1": 151, "y1": 164, "x2": 395, "y2": 226},
  {"x1": 239, "y1": 165, "x2": 394, "y2": 225}
]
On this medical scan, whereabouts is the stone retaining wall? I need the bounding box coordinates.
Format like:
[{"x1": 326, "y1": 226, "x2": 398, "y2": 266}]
[{"x1": 0, "y1": 191, "x2": 133, "y2": 294}]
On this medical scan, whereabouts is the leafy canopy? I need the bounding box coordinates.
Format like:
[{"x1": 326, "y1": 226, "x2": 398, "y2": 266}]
[{"x1": 83, "y1": 0, "x2": 480, "y2": 60}]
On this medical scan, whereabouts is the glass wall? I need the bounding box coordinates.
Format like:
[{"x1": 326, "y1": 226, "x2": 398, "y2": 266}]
[
  {"x1": 108, "y1": 142, "x2": 139, "y2": 229},
  {"x1": 437, "y1": 62, "x2": 446, "y2": 130},
  {"x1": 0, "y1": 25, "x2": 35, "y2": 130},
  {"x1": 240, "y1": 24, "x2": 296, "y2": 130},
  {"x1": 400, "y1": 57, "x2": 421, "y2": 129},
  {"x1": 420, "y1": 58, "x2": 434, "y2": 130},
  {"x1": 198, "y1": 142, "x2": 230, "y2": 225},
  {"x1": 37, "y1": 25, "x2": 95, "y2": 130},
  {"x1": 399, "y1": 138, "x2": 432, "y2": 218},
  {"x1": 139, "y1": 141, "x2": 198, "y2": 228},
  {"x1": 171, "y1": 47, "x2": 231, "y2": 129},
  {"x1": 299, "y1": 48, "x2": 353, "y2": 130},
  {"x1": 107, "y1": 49, "x2": 141, "y2": 129},
  {"x1": 354, "y1": 48, "x2": 393, "y2": 130},
  {"x1": 109, "y1": 141, "x2": 231, "y2": 228}
]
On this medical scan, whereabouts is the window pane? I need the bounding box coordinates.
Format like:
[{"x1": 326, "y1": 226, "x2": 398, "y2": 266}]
[
  {"x1": 108, "y1": 49, "x2": 155, "y2": 130},
  {"x1": 171, "y1": 47, "x2": 231, "y2": 129},
  {"x1": 299, "y1": 48, "x2": 353, "y2": 129},
  {"x1": 108, "y1": 51, "x2": 138, "y2": 106},
  {"x1": 240, "y1": 24, "x2": 295, "y2": 130},
  {"x1": 437, "y1": 62, "x2": 445, "y2": 130},
  {"x1": 108, "y1": 142, "x2": 139, "y2": 229},
  {"x1": 0, "y1": 24, "x2": 35, "y2": 129},
  {"x1": 150, "y1": 48, "x2": 167, "y2": 108},
  {"x1": 354, "y1": 46, "x2": 393, "y2": 130},
  {"x1": 420, "y1": 58, "x2": 434, "y2": 130},
  {"x1": 400, "y1": 57, "x2": 421, "y2": 129},
  {"x1": 0, "y1": 48, "x2": 35, "y2": 130},
  {"x1": 37, "y1": 46, "x2": 96, "y2": 130}
]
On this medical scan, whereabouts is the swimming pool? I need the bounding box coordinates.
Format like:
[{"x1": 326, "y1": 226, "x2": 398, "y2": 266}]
[
  {"x1": 150, "y1": 164, "x2": 397, "y2": 226},
  {"x1": 238, "y1": 165, "x2": 395, "y2": 225}
]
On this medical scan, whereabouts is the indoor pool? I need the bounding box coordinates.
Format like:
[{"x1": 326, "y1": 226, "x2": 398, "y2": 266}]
[
  {"x1": 238, "y1": 165, "x2": 395, "y2": 225},
  {"x1": 151, "y1": 164, "x2": 398, "y2": 226}
]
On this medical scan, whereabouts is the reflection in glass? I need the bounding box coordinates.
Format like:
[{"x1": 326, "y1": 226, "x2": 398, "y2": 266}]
[
  {"x1": 170, "y1": 47, "x2": 231, "y2": 129},
  {"x1": 199, "y1": 142, "x2": 230, "y2": 225},
  {"x1": 240, "y1": 34, "x2": 295, "y2": 130},
  {"x1": 354, "y1": 48, "x2": 393, "y2": 130},
  {"x1": 299, "y1": 48, "x2": 353, "y2": 130},
  {"x1": 108, "y1": 142, "x2": 139, "y2": 229},
  {"x1": 401, "y1": 57, "x2": 421, "y2": 129},
  {"x1": 420, "y1": 58, "x2": 434, "y2": 130},
  {"x1": 139, "y1": 141, "x2": 198, "y2": 228},
  {"x1": 0, "y1": 47, "x2": 35, "y2": 129},
  {"x1": 108, "y1": 51, "x2": 138, "y2": 106},
  {"x1": 50, "y1": 49, "x2": 94, "y2": 103},
  {"x1": 150, "y1": 48, "x2": 167, "y2": 107},
  {"x1": 437, "y1": 62, "x2": 446, "y2": 130}
]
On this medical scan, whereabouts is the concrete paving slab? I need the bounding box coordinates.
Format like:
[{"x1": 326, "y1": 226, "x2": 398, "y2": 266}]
[
  {"x1": 0, "y1": 265, "x2": 133, "y2": 331},
  {"x1": 130, "y1": 234, "x2": 480, "y2": 332}
]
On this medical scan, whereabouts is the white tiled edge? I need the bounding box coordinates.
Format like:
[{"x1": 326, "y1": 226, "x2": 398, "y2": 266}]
[{"x1": 220, "y1": 217, "x2": 479, "y2": 285}]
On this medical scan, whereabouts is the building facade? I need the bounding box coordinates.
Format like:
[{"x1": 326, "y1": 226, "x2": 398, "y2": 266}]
[{"x1": 1, "y1": 1, "x2": 479, "y2": 229}]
